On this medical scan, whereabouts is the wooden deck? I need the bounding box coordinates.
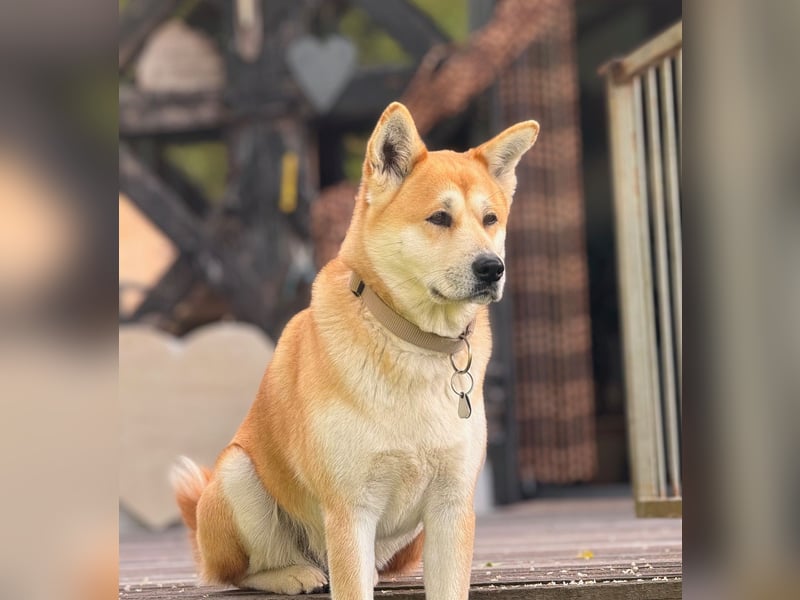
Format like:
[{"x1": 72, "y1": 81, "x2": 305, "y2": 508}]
[{"x1": 119, "y1": 495, "x2": 681, "y2": 599}]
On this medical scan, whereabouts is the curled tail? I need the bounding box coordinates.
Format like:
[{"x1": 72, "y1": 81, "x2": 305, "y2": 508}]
[{"x1": 170, "y1": 456, "x2": 211, "y2": 534}]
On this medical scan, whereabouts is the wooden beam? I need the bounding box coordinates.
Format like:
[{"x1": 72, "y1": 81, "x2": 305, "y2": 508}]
[
  {"x1": 121, "y1": 66, "x2": 415, "y2": 134},
  {"x1": 119, "y1": 86, "x2": 227, "y2": 136},
  {"x1": 119, "y1": 0, "x2": 183, "y2": 71},
  {"x1": 119, "y1": 144, "x2": 272, "y2": 330},
  {"x1": 119, "y1": 85, "x2": 297, "y2": 137},
  {"x1": 119, "y1": 144, "x2": 208, "y2": 254},
  {"x1": 328, "y1": 66, "x2": 415, "y2": 124},
  {"x1": 156, "y1": 158, "x2": 212, "y2": 217},
  {"x1": 128, "y1": 255, "x2": 197, "y2": 321},
  {"x1": 351, "y1": 0, "x2": 449, "y2": 62},
  {"x1": 598, "y1": 22, "x2": 682, "y2": 82}
]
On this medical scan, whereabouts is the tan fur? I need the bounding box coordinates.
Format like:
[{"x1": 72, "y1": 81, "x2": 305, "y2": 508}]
[
  {"x1": 172, "y1": 102, "x2": 538, "y2": 600},
  {"x1": 380, "y1": 531, "x2": 424, "y2": 575},
  {"x1": 194, "y1": 476, "x2": 249, "y2": 584}
]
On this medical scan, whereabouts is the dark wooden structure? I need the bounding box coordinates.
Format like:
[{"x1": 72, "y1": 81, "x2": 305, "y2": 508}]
[
  {"x1": 119, "y1": 495, "x2": 682, "y2": 599},
  {"x1": 118, "y1": 0, "x2": 563, "y2": 505},
  {"x1": 119, "y1": 0, "x2": 645, "y2": 505},
  {"x1": 117, "y1": 0, "x2": 458, "y2": 338}
]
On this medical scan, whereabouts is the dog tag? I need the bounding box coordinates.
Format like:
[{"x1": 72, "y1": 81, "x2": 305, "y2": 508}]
[{"x1": 458, "y1": 393, "x2": 472, "y2": 419}]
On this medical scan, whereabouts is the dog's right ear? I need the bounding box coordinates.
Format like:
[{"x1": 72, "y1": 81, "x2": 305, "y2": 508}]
[{"x1": 363, "y1": 102, "x2": 427, "y2": 201}]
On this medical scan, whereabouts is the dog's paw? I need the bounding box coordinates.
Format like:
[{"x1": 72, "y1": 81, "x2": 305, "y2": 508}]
[
  {"x1": 374, "y1": 567, "x2": 380, "y2": 588},
  {"x1": 242, "y1": 565, "x2": 328, "y2": 595},
  {"x1": 282, "y1": 565, "x2": 328, "y2": 595}
]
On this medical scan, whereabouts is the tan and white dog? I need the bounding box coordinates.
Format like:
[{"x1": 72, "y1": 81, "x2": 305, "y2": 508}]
[{"x1": 172, "y1": 102, "x2": 538, "y2": 599}]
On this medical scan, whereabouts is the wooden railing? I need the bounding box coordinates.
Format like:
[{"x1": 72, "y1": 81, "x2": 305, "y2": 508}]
[{"x1": 601, "y1": 22, "x2": 682, "y2": 518}]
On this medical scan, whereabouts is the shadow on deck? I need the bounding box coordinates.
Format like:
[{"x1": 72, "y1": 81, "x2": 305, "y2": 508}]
[{"x1": 119, "y1": 494, "x2": 681, "y2": 599}]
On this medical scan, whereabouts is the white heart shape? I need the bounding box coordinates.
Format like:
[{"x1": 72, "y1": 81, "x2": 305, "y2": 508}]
[
  {"x1": 286, "y1": 34, "x2": 357, "y2": 113},
  {"x1": 120, "y1": 322, "x2": 274, "y2": 530}
]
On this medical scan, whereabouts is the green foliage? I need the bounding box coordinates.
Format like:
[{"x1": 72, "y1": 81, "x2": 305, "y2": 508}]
[
  {"x1": 343, "y1": 133, "x2": 369, "y2": 183},
  {"x1": 339, "y1": 1, "x2": 468, "y2": 66},
  {"x1": 410, "y1": 0, "x2": 469, "y2": 43},
  {"x1": 163, "y1": 142, "x2": 228, "y2": 203},
  {"x1": 338, "y1": 1, "x2": 469, "y2": 180},
  {"x1": 339, "y1": 6, "x2": 412, "y2": 66}
]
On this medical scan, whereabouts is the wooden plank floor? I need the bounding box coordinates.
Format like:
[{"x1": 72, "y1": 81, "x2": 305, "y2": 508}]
[{"x1": 120, "y1": 495, "x2": 681, "y2": 599}]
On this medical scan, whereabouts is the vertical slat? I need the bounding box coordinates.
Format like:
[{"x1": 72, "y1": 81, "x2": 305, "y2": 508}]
[
  {"x1": 661, "y1": 57, "x2": 682, "y2": 396},
  {"x1": 606, "y1": 70, "x2": 664, "y2": 502},
  {"x1": 676, "y1": 51, "x2": 682, "y2": 154},
  {"x1": 633, "y1": 76, "x2": 667, "y2": 499},
  {"x1": 645, "y1": 67, "x2": 681, "y2": 497}
]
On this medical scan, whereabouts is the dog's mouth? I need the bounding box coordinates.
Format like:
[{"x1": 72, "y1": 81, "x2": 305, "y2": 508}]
[{"x1": 430, "y1": 285, "x2": 499, "y2": 304}]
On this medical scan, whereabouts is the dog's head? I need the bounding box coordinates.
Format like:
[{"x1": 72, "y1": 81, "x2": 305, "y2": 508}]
[{"x1": 341, "y1": 102, "x2": 538, "y2": 329}]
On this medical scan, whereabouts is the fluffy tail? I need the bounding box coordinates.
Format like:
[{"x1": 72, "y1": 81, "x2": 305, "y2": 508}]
[{"x1": 170, "y1": 456, "x2": 211, "y2": 533}]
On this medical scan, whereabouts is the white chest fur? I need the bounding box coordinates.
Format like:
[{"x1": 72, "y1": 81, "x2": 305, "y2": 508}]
[{"x1": 309, "y1": 320, "x2": 488, "y2": 543}]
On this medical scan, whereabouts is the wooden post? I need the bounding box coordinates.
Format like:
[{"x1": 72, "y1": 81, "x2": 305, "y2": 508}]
[{"x1": 220, "y1": 0, "x2": 316, "y2": 338}]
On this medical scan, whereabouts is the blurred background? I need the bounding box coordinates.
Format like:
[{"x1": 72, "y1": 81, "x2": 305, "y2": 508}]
[{"x1": 118, "y1": 0, "x2": 682, "y2": 518}]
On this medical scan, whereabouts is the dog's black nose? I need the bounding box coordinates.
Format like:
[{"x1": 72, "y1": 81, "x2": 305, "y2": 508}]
[{"x1": 472, "y1": 254, "x2": 505, "y2": 283}]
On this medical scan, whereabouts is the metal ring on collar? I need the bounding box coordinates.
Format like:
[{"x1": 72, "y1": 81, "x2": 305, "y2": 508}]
[
  {"x1": 449, "y1": 336, "x2": 472, "y2": 374},
  {"x1": 450, "y1": 370, "x2": 474, "y2": 397}
]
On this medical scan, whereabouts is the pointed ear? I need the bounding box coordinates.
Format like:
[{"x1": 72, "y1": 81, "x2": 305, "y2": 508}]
[
  {"x1": 474, "y1": 121, "x2": 540, "y2": 198},
  {"x1": 363, "y1": 102, "x2": 427, "y2": 200}
]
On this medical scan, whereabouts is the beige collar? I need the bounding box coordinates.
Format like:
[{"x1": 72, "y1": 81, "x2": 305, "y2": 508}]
[{"x1": 349, "y1": 272, "x2": 473, "y2": 354}]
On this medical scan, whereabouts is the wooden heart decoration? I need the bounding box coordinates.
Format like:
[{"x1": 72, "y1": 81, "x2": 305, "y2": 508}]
[
  {"x1": 120, "y1": 322, "x2": 274, "y2": 530},
  {"x1": 286, "y1": 34, "x2": 356, "y2": 113}
]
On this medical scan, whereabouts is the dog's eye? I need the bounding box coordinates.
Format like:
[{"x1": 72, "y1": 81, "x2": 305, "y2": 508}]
[
  {"x1": 483, "y1": 213, "x2": 499, "y2": 227},
  {"x1": 426, "y1": 211, "x2": 452, "y2": 228}
]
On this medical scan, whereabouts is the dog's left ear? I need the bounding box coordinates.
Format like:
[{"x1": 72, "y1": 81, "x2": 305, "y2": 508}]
[
  {"x1": 474, "y1": 121, "x2": 540, "y2": 198},
  {"x1": 364, "y1": 102, "x2": 427, "y2": 201}
]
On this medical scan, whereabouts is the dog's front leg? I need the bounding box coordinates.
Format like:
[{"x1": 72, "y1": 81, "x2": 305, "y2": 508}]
[
  {"x1": 422, "y1": 499, "x2": 475, "y2": 600},
  {"x1": 325, "y1": 506, "x2": 377, "y2": 600}
]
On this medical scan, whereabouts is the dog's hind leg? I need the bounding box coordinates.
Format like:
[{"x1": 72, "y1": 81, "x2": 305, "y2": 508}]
[
  {"x1": 193, "y1": 476, "x2": 249, "y2": 585},
  {"x1": 216, "y1": 445, "x2": 328, "y2": 594}
]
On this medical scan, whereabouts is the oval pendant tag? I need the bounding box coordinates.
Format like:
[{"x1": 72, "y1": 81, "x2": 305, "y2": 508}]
[{"x1": 458, "y1": 393, "x2": 472, "y2": 419}]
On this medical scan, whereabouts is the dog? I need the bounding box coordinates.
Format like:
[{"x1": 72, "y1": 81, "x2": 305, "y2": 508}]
[{"x1": 172, "y1": 102, "x2": 538, "y2": 599}]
